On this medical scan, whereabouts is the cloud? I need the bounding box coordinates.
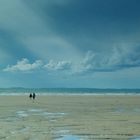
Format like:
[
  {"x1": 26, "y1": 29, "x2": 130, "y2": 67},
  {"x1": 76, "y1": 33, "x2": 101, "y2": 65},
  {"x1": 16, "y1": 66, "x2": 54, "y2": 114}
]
[
  {"x1": 80, "y1": 45, "x2": 140, "y2": 73},
  {"x1": 3, "y1": 58, "x2": 72, "y2": 72},
  {"x1": 44, "y1": 60, "x2": 72, "y2": 71},
  {"x1": 2, "y1": 45, "x2": 140, "y2": 74},
  {"x1": 0, "y1": 0, "x2": 47, "y2": 35},
  {"x1": 3, "y1": 58, "x2": 43, "y2": 72},
  {"x1": 23, "y1": 36, "x2": 81, "y2": 61}
]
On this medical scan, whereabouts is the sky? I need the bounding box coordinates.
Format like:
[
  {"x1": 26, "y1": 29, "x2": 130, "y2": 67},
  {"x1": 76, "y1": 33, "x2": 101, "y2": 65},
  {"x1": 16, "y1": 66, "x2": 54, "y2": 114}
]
[{"x1": 0, "y1": 0, "x2": 140, "y2": 88}]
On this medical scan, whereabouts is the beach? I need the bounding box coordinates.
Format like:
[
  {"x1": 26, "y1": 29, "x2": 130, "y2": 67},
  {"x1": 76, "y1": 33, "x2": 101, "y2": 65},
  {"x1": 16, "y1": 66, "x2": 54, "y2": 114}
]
[{"x1": 0, "y1": 95, "x2": 140, "y2": 140}]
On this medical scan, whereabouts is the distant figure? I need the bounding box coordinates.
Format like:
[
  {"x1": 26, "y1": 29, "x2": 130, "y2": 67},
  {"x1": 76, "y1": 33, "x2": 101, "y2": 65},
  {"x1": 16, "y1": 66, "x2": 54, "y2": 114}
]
[
  {"x1": 33, "y1": 93, "x2": 36, "y2": 100},
  {"x1": 29, "y1": 93, "x2": 32, "y2": 99}
]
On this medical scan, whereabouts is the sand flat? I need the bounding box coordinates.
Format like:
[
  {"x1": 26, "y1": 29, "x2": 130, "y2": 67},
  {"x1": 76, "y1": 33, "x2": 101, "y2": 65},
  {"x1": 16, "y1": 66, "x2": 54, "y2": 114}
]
[{"x1": 0, "y1": 95, "x2": 140, "y2": 140}]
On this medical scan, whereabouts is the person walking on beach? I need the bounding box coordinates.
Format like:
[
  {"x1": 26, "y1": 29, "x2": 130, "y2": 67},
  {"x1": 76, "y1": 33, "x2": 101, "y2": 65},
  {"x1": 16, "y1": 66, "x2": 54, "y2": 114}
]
[
  {"x1": 29, "y1": 93, "x2": 32, "y2": 99},
  {"x1": 33, "y1": 93, "x2": 36, "y2": 101}
]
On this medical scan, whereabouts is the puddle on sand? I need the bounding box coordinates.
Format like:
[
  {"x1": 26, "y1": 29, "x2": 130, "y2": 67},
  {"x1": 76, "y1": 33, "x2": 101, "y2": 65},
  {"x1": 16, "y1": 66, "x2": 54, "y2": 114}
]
[
  {"x1": 115, "y1": 108, "x2": 140, "y2": 114},
  {"x1": 16, "y1": 109, "x2": 67, "y2": 120},
  {"x1": 16, "y1": 111, "x2": 28, "y2": 117},
  {"x1": 55, "y1": 135, "x2": 81, "y2": 140},
  {"x1": 131, "y1": 137, "x2": 140, "y2": 140},
  {"x1": 52, "y1": 126, "x2": 70, "y2": 135},
  {"x1": 28, "y1": 109, "x2": 43, "y2": 112}
]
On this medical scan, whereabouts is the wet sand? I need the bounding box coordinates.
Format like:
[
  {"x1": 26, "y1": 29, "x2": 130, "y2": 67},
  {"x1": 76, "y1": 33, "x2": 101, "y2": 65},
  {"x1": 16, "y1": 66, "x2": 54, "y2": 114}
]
[{"x1": 0, "y1": 95, "x2": 140, "y2": 140}]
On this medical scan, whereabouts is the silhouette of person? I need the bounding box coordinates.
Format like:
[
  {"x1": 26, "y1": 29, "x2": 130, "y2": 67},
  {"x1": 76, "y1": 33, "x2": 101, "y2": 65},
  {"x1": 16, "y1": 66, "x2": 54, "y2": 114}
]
[
  {"x1": 33, "y1": 93, "x2": 36, "y2": 100},
  {"x1": 29, "y1": 93, "x2": 32, "y2": 99}
]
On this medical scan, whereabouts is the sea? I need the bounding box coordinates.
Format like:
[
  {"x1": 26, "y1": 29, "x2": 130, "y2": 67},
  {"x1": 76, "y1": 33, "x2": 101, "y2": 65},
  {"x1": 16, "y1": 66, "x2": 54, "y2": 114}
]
[{"x1": 0, "y1": 88, "x2": 140, "y2": 95}]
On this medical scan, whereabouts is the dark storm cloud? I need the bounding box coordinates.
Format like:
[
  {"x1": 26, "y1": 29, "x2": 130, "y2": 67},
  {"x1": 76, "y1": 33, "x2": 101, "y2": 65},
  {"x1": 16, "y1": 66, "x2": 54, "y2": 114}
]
[
  {"x1": 0, "y1": 29, "x2": 38, "y2": 61},
  {"x1": 23, "y1": 0, "x2": 140, "y2": 51}
]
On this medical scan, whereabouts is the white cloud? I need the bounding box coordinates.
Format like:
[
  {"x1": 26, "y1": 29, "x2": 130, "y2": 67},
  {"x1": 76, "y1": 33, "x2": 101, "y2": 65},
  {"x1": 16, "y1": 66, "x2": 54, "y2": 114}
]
[
  {"x1": 44, "y1": 60, "x2": 72, "y2": 71},
  {"x1": 3, "y1": 45, "x2": 140, "y2": 74},
  {"x1": 3, "y1": 58, "x2": 72, "y2": 72},
  {"x1": 79, "y1": 45, "x2": 140, "y2": 73},
  {"x1": 3, "y1": 58, "x2": 43, "y2": 72}
]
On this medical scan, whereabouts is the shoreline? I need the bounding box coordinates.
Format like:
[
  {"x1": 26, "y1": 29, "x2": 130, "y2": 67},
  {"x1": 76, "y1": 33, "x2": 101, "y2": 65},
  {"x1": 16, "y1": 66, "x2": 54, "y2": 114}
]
[{"x1": 0, "y1": 93, "x2": 140, "y2": 96}]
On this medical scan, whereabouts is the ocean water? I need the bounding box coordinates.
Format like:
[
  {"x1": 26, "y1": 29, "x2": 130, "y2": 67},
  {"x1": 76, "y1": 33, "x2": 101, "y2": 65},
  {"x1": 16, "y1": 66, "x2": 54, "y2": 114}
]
[{"x1": 0, "y1": 88, "x2": 140, "y2": 95}]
